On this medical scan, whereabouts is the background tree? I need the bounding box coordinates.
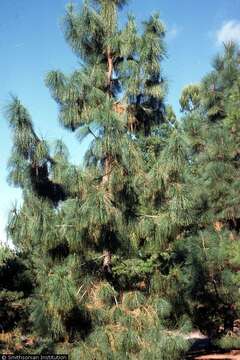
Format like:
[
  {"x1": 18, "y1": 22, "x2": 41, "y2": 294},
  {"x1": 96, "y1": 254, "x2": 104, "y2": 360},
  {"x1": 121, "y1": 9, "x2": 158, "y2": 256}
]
[
  {"x1": 0, "y1": 245, "x2": 33, "y2": 353},
  {"x1": 179, "y1": 42, "x2": 240, "y2": 339}
]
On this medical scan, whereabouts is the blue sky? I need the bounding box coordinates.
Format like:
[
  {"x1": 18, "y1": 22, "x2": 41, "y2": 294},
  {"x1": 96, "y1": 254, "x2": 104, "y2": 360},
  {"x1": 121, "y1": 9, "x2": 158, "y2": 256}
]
[{"x1": 1, "y1": 0, "x2": 240, "y2": 244}]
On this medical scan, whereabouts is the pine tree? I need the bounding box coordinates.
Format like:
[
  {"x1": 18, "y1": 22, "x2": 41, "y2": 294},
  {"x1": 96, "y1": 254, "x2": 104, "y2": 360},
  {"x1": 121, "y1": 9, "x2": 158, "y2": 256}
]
[
  {"x1": 0, "y1": 244, "x2": 33, "y2": 353},
  {"x1": 5, "y1": 0, "x2": 199, "y2": 358},
  {"x1": 179, "y1": 42, "x2": 240, "y2": 339}
]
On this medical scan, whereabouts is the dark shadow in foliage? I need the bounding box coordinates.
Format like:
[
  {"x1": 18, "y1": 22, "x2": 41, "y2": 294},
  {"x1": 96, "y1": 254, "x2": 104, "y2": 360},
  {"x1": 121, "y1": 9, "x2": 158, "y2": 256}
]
[
  {"x1": 48, "y1": 242, "x2": 69, "y2": 261},
  {"x1": 0, "y1": 291, "x2": 24, "y2": 332},
  {"x1": 114, "y1": 181, "x2": 139, "y2": 224},
  {"x1": 227, "y1": 218, "x2": 240, "y2": 232},
  {"x1": 0, "y1": 256, "x2": 32, "y2": 294},
  {"x1": 0, "y1": 255, "x2": 33, "y2": 332},
  {"x1": 64, "y1": 306, "x2": 92, "y2": 342},
  {"x1": 95, "y1": 226, "x2": 122, "y2": 254},
  {"x1": 153, "y1": 190, "x2": 165, "y2": 210},
  {"x1": 30, "y1": 163, "x2": 66, "y2": 206}
]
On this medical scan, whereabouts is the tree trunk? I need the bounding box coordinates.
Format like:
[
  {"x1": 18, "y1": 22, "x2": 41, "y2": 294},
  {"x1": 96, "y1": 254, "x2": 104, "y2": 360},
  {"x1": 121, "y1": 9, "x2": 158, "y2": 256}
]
[
  {"x1": 107, "y1": 46, "x2": 113, "y2": 89},
  {"x1": 102, "y1": 249, "x2": 112, "y2": 273},
  {"x1": 101, "y1": 47, "x2": 115, "y2": 269},
  {"x1": 102, "y1": 155, "x2": 112, "y2": 185}
]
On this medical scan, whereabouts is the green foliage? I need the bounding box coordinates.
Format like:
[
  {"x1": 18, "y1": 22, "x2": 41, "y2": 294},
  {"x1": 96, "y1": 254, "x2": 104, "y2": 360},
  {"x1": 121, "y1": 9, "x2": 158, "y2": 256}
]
[
  {"x1": 180, "y1": 84, "x2": 201, "y2": 112},
  {"x1": 215, "y1": 335, "x2": 240, "y2": 350},
  {"x1": 178, "y1": 41, "x2": 240, "y2": 338},
  {"x1": 0, "y1": 246, "x2": 32, "y2": 335},
  {"x1": 4, "y1": 0, "x2": 240, "y2": 357}
]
